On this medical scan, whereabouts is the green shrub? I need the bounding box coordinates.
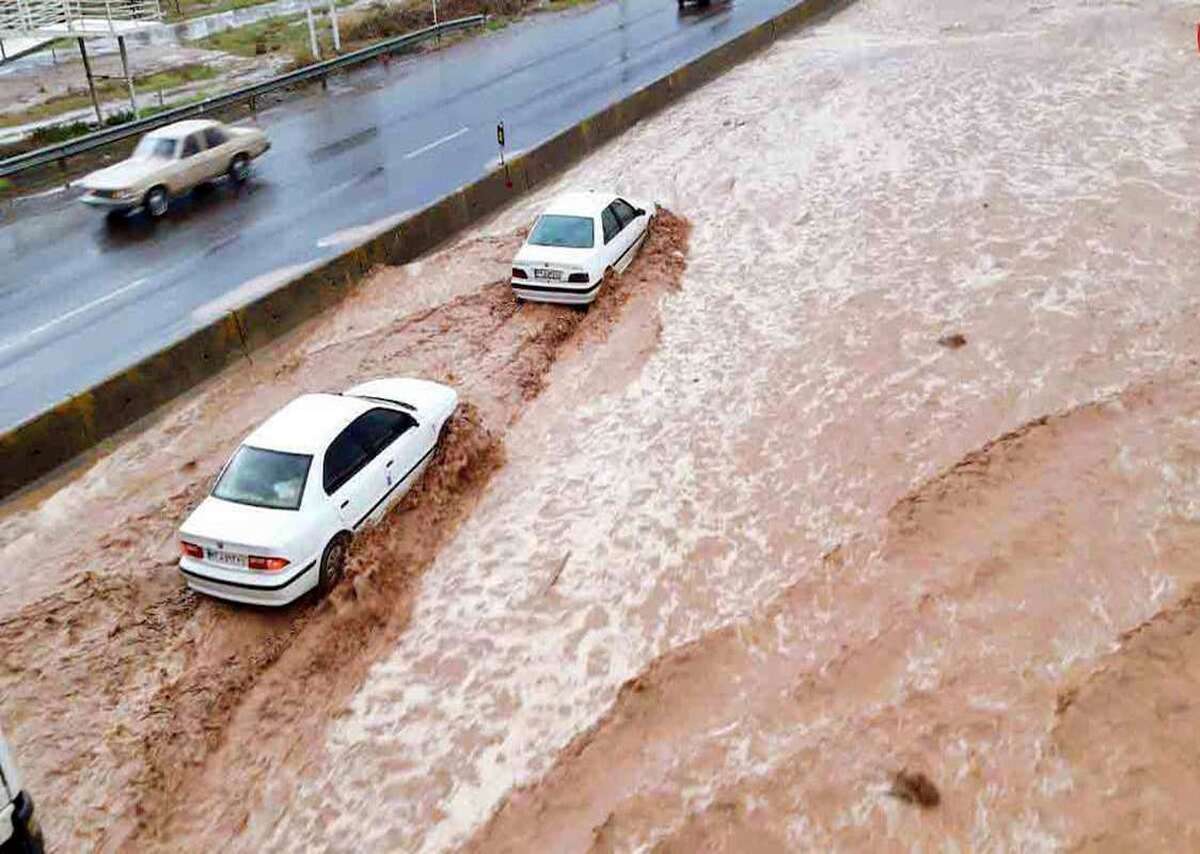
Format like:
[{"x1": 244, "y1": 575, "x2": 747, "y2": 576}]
[{"x1": 31, "y1": 120, "x2": 95, "y2": 145}]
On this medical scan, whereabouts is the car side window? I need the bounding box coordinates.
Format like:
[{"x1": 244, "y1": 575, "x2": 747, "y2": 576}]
[
  {"x1": 349, "y1": 408, "x2": 416, "y2": 457},
  {"x1": 323, "y1": 429, "x2": 370, "y2": 495},
  {"x1": 204, "y1": 127, "x2": 228, "y2": 148},
  {"x1": 181, "y1": 134, "x2": 203, "y2": 158},
  {"x1": 601, "y1": 207, "x2": 620, "y2": 244},
  {"x1": 612, "y1": 198, "x2": 638, "y2": 227}
]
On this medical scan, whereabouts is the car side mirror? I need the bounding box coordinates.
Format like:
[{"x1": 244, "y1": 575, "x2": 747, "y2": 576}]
[{"x1": 634, "y1": 208, "x2": 645, "y2": 217}]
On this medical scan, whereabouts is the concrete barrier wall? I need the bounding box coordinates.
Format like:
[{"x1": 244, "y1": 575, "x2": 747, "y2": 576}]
[{"x1": 0, "y1": 0, "x2": 850, "y2": 500}]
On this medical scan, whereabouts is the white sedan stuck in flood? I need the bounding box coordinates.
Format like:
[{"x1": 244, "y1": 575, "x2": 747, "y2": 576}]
[
  {"x1": 178, "y1": 378, "x2": 458, "y2": 606},
  {"x1": 511, "y1": 190, "x2": 655, "y2": 305}
]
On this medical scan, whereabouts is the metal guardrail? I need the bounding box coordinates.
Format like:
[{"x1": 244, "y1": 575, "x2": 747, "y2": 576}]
[{"x1": 0, "y1": 14, "x2": 485, "y2": 178}]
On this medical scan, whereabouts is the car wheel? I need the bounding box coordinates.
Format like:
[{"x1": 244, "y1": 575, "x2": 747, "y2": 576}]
[
  {"x1": 144, "y1": 186, "x2": 169, "y2": 219},
  {"x1": 317, "y1": 532, "x2": 351, "y2": 596},
  {"x1": 229, "y1": 154, "x2": 251, "y2": 185}
]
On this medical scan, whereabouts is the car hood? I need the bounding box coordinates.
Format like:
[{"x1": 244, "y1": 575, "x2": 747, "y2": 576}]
[
  {"x1": 180, "y1": 495, "x2": 305, "y2": 553},
  {"x1": 80, "y1": 158, "x2": 165, "y2": 190},
  {"x1": 513, "y1": 244, "x2": 595, "y2": 268}
]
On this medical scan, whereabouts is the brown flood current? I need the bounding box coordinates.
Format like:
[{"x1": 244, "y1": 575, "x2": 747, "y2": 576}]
[
  {"x1": 468, "y1": 379, "x2": 1200, "y2": 851},
  {"x1": 5, "y1": 0, "x2": 1200, "y2": 848},
  {"x1": 0, "y1": 212, "x2": 691, "y2": 851}
]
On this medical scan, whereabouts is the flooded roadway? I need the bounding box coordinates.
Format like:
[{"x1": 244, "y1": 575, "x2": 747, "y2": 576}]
[
  {"x1": 3, "y1": 0, "x2": 1200, "y2": 849},
  {"x1": 264, "y1": 0, "x2": 1200, "y2": 849}
]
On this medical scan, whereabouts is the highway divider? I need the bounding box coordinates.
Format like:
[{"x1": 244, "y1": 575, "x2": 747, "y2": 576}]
[{"x1": 0, "y1": 0, "x2": 851, "y2": 500}]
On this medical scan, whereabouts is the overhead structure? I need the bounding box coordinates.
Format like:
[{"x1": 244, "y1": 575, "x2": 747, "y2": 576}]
[{"x1": 0, "y1": 0, "x2": 164, "y2": 123}]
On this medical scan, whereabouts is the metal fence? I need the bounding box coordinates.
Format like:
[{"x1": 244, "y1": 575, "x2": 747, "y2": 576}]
[
  {"x1": 0, "y1": 0, "x2": 163, "y2": 37},
  {"x1": 0, "y1": 14, "x2": 485, "y2": 178}
]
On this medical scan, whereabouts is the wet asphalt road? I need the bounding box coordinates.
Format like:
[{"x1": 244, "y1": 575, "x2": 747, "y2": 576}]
[{"x1": 0, "y1": 0, "x2": 800, "y2": 431}]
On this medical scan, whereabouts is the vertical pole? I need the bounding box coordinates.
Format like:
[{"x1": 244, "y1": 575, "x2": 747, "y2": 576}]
[
  {"x1": 78, "y1": 38, "x2": 104, "y2": 125},
  {"x1": 0, "y1": 40, "x2": 7, "y2": 62},
  {"x1": 304, "y1": 0, "x2": 320, "y2": 60},
  {"x1": 328, "y1": 0, "x2": 340, "y2": 52},
  {"x1": 432, "y1": 0, "x2": 438, "y2": 24},
  {"x1": 118, "y1": 35, "x2": 138, "y2": 118}
]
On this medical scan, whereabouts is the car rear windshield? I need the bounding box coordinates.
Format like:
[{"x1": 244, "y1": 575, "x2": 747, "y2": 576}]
[
  {"x1": 212, "y1": 446, "x2": 312, "y2": 510},
  {"x1": 132, "y1": 137, "x2": 176, "y2": 160},
  {"x1": 528, "y1": 215, "x2": 595, "y2": 249}
]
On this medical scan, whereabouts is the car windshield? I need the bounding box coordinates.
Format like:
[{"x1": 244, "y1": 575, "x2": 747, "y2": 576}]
[
  {"x1": 212, "y1": 446, "x2": 311, "y2": 511},
  {"x1": 528, "y1": 214, "x2": 595, "y2": 249},
  {"x1": 131, "y1": 136, "x2": 177, "y2": 160}
]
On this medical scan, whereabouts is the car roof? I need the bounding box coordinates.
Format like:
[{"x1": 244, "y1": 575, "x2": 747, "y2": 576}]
[
  {"x1": 147, "y1": 119, "x2": 219, "y2": 140},
  {"x1": 242, "y1": 393, "x2": 374, "y2": 455},
  {"x1": 542, "y1": 190, "x2": 618, "y2": 218}
]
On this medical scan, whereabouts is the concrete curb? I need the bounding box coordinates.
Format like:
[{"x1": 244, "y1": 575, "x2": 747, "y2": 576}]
[{"x1": 0, "y1": 0, "x2": 851, "y2": 500}]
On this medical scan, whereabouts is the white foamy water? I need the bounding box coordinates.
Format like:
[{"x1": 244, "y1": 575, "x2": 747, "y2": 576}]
[{"x1": 258, "y1": 0, "x2": 1200, "y2": 849}]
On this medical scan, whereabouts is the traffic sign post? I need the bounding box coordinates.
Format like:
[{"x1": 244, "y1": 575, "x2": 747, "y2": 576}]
[{"x1": 498, "y1": 121, "x2": 512, "y2": 188}]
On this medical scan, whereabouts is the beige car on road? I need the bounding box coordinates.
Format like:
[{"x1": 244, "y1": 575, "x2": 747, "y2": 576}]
[{"x1": 79, "y1": 118, "x2": 270, "y2": 219}]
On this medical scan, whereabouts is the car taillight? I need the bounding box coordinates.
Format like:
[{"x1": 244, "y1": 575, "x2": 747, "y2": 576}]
[
  {"x1": 248, "y1": 555, "x2": 290, "y2": 571},
  {"x1": 567, "y1": 272, "x2": 589, "y2": 284},
  {"x1": 180, "y1": 541, "x2": 203, "y2": 559},
  {"x1": 512, "y1": 267, "x2": 528, "y2": 279}
]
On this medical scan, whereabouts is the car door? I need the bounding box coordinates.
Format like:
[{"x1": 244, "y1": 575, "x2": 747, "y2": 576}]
[
  {"x1": 600, "y1": 205, "x2": 623, "y2": 272},
  {"x1": 349, "y1": 407, "x2": 428, "y2": 526},
  {"x1": 322, "y1": 424, "x2": 379, "y2": 530},
  {"x1": 204, "y1": 125, "x2": 233, "y2": 176},
  {"x1": 155, "y1": 137, "x2": 190, "y2": 194},
  {"x1": 177, "y1": 132, "x2": 211, "y2": 190},
  {"x1": 351, "y1": 407, "x2": 433, "y2": 526},
  {"x1": 384, "y1": 410, "x2": 432, "y2": 500},
  {"x1": 610, "y1": 198, "x2": 645, "y2": 272}
]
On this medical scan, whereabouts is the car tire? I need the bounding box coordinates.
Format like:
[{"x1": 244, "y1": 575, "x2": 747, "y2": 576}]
[
  {"x1": 0, "y1": 830, "x2": 42, "y2": 854},
  {"x1": 317, "y1": 532, "x2": 351, "y2": 596},
  {"x1": 229, "y1": 154, "x2": 251, "y2": 185},
  {"x1": 0, "y1": 794, "x2": 44, "y2": 854},
  {"x1": 144, "y1": 186, "x2": 169, "y2": 219}
]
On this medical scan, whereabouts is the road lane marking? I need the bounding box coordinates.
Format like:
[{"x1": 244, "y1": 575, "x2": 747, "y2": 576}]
[
  {"x1": 0, "y1": 276, "x2": 147, "y2": 357},
  {"x1": 404, "y1": 126, "x2": 469, "y2": 159}
]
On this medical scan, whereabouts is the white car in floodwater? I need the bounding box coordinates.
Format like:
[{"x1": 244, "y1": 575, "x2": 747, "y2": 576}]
[
  {"x1": 78, "y1": 119, "x2": 270, "y2": 219},
  {"x1": 511, "y1": 190, "x2": 655, "y2": 305},
  {"x1": 0, "y1": 725, "x2": 44, "y2": 854},
  {"x1": 178, "y1": 378, "x2": 458, "y2": 607}
]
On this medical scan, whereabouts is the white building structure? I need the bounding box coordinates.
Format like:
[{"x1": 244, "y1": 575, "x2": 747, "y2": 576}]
[{"x1": 0, "y1": 0, "x2": 164, "y2": 122}]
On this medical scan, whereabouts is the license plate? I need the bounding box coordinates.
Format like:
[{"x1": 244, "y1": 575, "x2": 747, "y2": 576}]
[
  {"x1": 534, "y1": 268, "x2": 563, "y2": 281},
  {"x1": 205, "y1": 548, "x2": 246, "y2": 567}
]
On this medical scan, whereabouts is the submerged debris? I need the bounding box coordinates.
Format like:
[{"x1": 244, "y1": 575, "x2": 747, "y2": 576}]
[
  {"x1": 938, "y1": 332, "x2": 968, "y2": 349},
  {"x1": 889, "y1": 769, "x2": 941, "y2": 808}
]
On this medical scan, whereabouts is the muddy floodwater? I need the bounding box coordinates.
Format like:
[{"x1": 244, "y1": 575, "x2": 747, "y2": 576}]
[{"x1": 3, "y1": 0, "x2": 1200, "y2": 850}]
